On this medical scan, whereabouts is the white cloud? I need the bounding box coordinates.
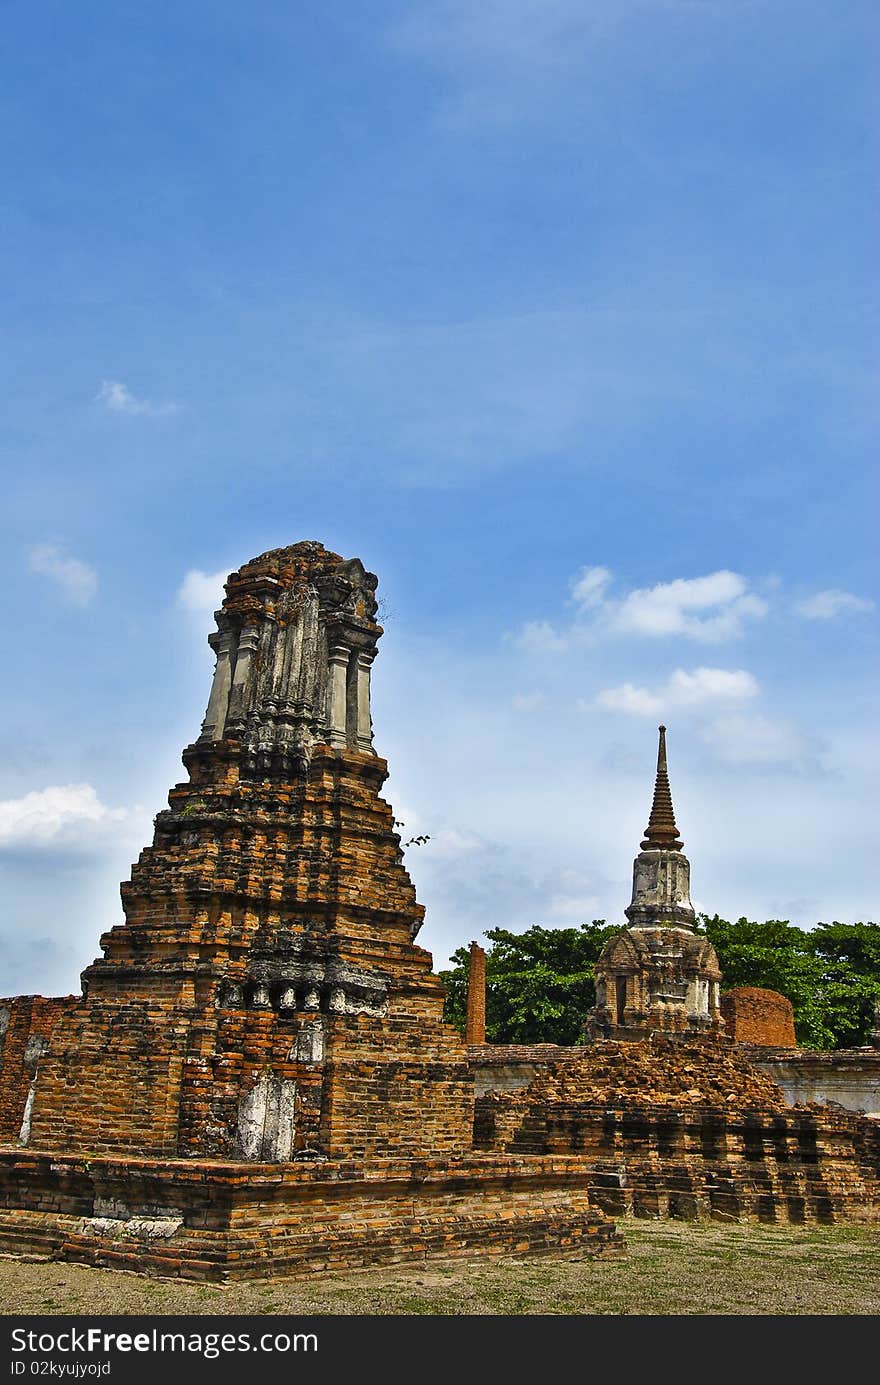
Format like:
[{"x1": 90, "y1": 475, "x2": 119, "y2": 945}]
[
  {"x1": 571, "y1": 565, "x2": 611, "y2": 610},
  {"x1": 177, "y1": 568, "x2": 229, "y2": 613},
  {"x1": 96, "y1": 380, "x2": 179, "y2": 417},
  {"x1": 668, "y1": 667, "x2": 759, "y2": 704},
  {"x1": 546, "y1": 892, "x2": 601, "y2": 920},
  {"x1": 515, "y1": 567, "x2": 768, "y2": 651},
  {"x1": 512, "y1": 692, "x2": 546, "y2": 712},
  {"x1": 795, "y1": 589, "x2": 874, "y2": 620},
  {"x1": 514, "y1": 619, "x2": 570, "y2": 654},
  {"x1": 594, "y1": 682, "x2": 664, "y2": 716},
  {"x1": 545, "y1": 868, "x2": 601, "y2": 920},
  {"x1": 420, "y1": 827, "x2": 487, "y2": 859},
  {"x1": 29, "y1": 544, "x2": 98, "y2": 606},
  {"x1": 595, "y1": 666, "x2": 760, "y2": 717},
  {"x1": 700, "y1": 714, "x2": 811, "y2": 767},
  {"x1": 610, "y1": 572, "x2": 767, "y2": 642},
  {"x1": 0, "y1": 784, "x2": 128, "y2": 849}
]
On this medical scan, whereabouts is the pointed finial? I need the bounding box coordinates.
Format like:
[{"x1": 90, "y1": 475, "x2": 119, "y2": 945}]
[{"x1": 640, "y1": 725, "x2": 684, "y2": 851}]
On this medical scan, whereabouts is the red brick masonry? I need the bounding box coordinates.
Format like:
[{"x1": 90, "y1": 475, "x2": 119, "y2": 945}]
[
  {"x1": 1, "y1": 544, "x2": 876, "y2": 1281},
  {"x1": 0, "y1": 544, "x2": 627, "y2": 1279},
  {"x1": 0, "y1": 1149, "x2": 622, "y2": 1282},
  {"x1": 721, "y1": 988, "x2": 797, "y2": 1048},
  {"x1": 0, "y1": 996, "x2": 77, "y2": 1142},
  {"x1": 465, "y1": 942, "x2": 487, "y2": 1045}
]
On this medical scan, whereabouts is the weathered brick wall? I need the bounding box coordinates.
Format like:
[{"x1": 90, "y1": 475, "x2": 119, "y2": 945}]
[
  {"x1": 0, "y1": 996, "x2": 77, "y2": 1143},
  {"x1": 26, "y1": 738, "x2": 474, "y2": 1159},
  {"x1": 721, "y1": 987, "x2": 797, "y2": 1048},
  {"x1": 17, "y1": 545, "x2": 475, "y2": 1165},
  {"x1": 320, "y1": 1010, "x2": 472, "y2": 1159},
  {"x1": 531, "y1": 1104, "x2": 880, "y2": 1226},
  {"x1": 751, "y1": 1049, "x2": 880, "y2": 1116},
  {"x1": 473, "y1": 1038, "x2": 880, "y2": 1225},
  {"x1": 0, "y1": 1149, "x2": 623, "y2": 1281}
]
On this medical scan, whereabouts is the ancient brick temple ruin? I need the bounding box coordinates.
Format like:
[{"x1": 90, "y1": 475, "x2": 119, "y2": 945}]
[
  {"x1": 0, "y1": 542, "x2": 878, "y2": 1281},
  {"x1": 586, "y1": 727, "x2": 724, "y2": 1040},
  {"x1": 24, "y1": 542, "x2": 471, "y2": 1165},
  {"x1": 0, "y1": 542, "x2": 620, "y2": 1279},
  {"x1": 469, "y1": 728, "x2": 880, "y2": 1226}
]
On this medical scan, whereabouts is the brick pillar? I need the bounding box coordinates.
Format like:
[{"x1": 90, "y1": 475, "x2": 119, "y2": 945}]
[{"x1": 466, "y1": 941, "x2": 486, "y2": 1045}]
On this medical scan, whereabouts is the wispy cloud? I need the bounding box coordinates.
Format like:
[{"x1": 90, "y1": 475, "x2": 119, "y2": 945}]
[
  {"x1": 795, "y1": 589, "x2": 874, "y2": 620},
  {"x1": 229, "y1": 293, "x2": 874, "y2": 484},
  {"x1": 514, "y1": 620, "x2": 570, "y2": 654},
  {"x1": 594, "y1": 666, "x2": 759, "y2": 717},
  {"x1": 699, "y1": 713, "x2": 815, "y2": 768},
  {"x1": 545, "y1": 868, "x2": 602, "y2": 921},
  {"x1": 390, "y1": 0, "x2": 620, "y2": 70},
  {"x1": 96, "y1": 380, "x2": 179, "y2": 418},
  {"x1": 176, "y1": 568, "x2": 229, "y2": 614},
  {"x1": 571, "y1": 565, "x2": 612, "y2": 610},
  {"x1": 28, "y1": 543, "x2": 98, "y2": 606},
  {"x1": 0, "y1": 784, "x2": 128, "y2": 851},
  {"x1": 512, "y1": 691, "x2": 546, "y2": 712},
  {"x1": 386, "y1": 0, "x2": 698, "y2": 128}
]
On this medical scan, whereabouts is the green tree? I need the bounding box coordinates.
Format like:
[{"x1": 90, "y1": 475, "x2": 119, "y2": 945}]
[
  {"x1": 803, "y1": 921, "x2": 880, "y2": 1048},
  {"x1": 698, "y1": 916, "x2": 880, "y2": 1049},
  {"x1": 697, "y1": 916, "x2": 830, "y2": 1047},
  {"x1": 440, "y1": 917, "x2": 880, "y2": 1050},
  {"x1": 440, "y1": 921, "x2": 618, "y2": 1044}
]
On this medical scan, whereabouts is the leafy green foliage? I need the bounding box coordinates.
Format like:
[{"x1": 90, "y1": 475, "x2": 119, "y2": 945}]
[
  {"x1": 699, "y1": 916, "x2": 880, "y2": 1049},
  {"x1": 439, "y1": 922, "x2": 618, "y2": 1045},
  {"x1": 440, "y1": 917, "x2": 880, "y2": 1050}
]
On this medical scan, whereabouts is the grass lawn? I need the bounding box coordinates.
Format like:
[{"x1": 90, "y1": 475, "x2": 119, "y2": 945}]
[{"x1": 1, "y1": 1220, "x2": 877, "y2": 1316}]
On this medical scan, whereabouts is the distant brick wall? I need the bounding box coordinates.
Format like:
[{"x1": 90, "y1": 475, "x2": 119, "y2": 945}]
[
  {"x1": 721, "y1": 988, "x2": 796, "y2": 1048},
  {"x1": 0, "y1": 996, "x2": 77, "y2": 1143}
]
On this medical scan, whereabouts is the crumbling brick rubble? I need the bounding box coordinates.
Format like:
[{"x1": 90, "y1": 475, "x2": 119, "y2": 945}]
[{"x1": 474, "y1": 1037, "x2": 880, "y2": 1224}]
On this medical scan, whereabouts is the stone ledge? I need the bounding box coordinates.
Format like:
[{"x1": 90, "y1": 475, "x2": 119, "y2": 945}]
[
  {"x1": 0, "y1": 1147, "x2": 622, "y2": 1282},
  {"x1": 747, "y1": 1048, "x2": 880, "y2": 1066}
]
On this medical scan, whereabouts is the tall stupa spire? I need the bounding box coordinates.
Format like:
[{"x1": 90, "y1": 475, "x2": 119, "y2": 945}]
[
  {"x1": 625, "y1": 724, "x2": 694, "y2": 932},
  {"x1": 585, "y1": 722, "x2": 724, "y2": 1040},
  {"x1": 640, "y1": 725, "x2": 684, "y2": 851}
]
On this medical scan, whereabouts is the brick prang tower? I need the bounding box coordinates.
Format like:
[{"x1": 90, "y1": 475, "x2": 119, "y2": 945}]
[{"x1": 28, "y1": 542, "x2": 473, "y2": 1161}]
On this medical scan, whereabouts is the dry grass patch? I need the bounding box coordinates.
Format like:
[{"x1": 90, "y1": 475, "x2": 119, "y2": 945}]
[{"x1": 0, "y1": 1220, "x2": 877, "y2": 1316}]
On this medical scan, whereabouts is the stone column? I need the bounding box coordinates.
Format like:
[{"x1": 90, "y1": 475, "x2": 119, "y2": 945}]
[
  {"x1": 225, "y1": 623, "x2": 260, "y2": 729},
  {"x1": 199, "y1": 628, "x2": 236, "y2": 741},
  {"x1": 355, "y1": 650, "x2": 374, "y2": 753},
  {"x1": 327, "y1": 645, "x2": 350, "y2": 748},
  {"x1": 465, "y1": 941, "x2": 487, "y2": 1045}
]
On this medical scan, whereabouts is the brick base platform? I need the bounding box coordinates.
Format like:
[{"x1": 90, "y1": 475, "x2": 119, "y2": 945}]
[{"x1": 0, "y1": 1148, "x2": 623, "y2": 1282}]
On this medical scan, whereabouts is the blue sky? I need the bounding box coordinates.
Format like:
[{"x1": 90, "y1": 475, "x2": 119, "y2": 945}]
[{"x1": 1, "y1": 1, "x2": 877, "y2": 996}]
